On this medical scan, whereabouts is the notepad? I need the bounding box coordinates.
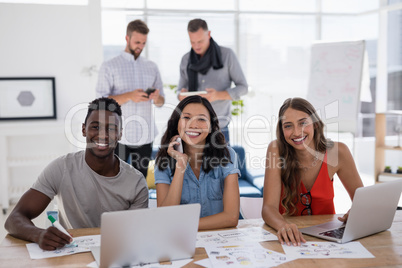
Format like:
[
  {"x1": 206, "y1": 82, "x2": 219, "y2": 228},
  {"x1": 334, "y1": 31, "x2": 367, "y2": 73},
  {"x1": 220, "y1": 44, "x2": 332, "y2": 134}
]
[{"x1": 179, "y1": 91, "x2": 207, "y2": 96}]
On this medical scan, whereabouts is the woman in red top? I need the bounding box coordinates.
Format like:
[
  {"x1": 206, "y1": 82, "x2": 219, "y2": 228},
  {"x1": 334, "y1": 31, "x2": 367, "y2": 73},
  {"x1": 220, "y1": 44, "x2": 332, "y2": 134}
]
[{"x1": 262, "y1": 98, "x2": 364, "y2": 247}]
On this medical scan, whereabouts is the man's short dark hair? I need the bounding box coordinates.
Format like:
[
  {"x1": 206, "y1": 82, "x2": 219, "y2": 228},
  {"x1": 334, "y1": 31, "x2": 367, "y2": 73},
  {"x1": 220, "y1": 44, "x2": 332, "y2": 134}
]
[
  {"x1": 187, "y1": 18, "x2": 208, "y2": 32},
  {"x1": 84, "y1": 97, "x2": 122, "y2": 124},
  {"x1": 127, "y1": 19, "x2": 149, "y2": 36}
]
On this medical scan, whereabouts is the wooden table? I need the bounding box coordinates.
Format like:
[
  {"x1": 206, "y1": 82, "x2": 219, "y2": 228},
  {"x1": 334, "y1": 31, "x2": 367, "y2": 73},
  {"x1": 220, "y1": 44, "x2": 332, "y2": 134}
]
[{"x1": 1, "y1": 211, "x2": 401, "y2": 267}]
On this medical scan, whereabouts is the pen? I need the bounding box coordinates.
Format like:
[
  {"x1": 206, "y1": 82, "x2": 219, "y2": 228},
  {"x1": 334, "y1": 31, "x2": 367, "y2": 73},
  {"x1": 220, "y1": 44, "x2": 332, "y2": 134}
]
[{"x1": 48, "y1": 215, "x2": 74, "y2": 244}]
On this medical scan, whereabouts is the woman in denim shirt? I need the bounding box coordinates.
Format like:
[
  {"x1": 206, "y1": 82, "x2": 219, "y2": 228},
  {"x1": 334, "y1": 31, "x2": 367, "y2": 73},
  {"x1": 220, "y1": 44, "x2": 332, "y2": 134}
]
[{"x1": 154, "y1": 95, "x2": 240, "y2": 230}]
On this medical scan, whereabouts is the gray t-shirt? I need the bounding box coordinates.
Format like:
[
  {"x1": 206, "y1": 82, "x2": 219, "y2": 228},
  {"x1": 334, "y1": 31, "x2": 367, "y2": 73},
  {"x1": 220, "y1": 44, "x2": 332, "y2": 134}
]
[{"x1": 32, "y1": 150, "x2": 149, "y2": 229}]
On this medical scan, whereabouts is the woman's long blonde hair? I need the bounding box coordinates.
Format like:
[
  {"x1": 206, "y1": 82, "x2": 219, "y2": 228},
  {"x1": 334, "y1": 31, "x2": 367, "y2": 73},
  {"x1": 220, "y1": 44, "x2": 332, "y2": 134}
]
[{"x1": 276, "y1": 98, "x2": 333, "y2": 215}]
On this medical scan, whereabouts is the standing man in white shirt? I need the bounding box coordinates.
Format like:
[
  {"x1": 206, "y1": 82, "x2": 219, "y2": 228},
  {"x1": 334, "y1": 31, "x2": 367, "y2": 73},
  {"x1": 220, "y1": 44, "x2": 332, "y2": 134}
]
[{"x1": 96, "y1": 19, "x2": 165, "y2": 178}]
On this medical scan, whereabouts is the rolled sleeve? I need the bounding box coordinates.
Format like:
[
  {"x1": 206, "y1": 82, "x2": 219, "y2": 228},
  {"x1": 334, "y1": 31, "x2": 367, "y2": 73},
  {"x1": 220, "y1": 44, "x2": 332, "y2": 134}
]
[
  {"x1": 177, "y1": 54, "x2": 190, "y2": 97},
  {"x1": 96, "y1": 63, "x2": 114, "y2": 98},
  {"x1": 154, "y1": 166, "x2": 172, "y2": 185},
  {"x1": 129, "y1": 177, "x2": 149, "y2": 209},
  {"x1": 152, "y1": 63, "x2": 165, "y2": 98},
  {"x1": 31, "y1": 157, "x2": 64, "y2": 200},
  {"x1": 212, "y1": 147, "x2": 241, "y2": 180},
  {"x1": 226, "y1": 49, "x2": 248, "y2": 101}
]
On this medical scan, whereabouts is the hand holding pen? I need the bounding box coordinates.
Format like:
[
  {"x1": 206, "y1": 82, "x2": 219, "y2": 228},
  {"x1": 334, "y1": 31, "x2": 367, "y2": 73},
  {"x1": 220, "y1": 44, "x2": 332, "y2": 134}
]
[{"x1": 37, "y1": 215, "x2": 75, "y2": 250}]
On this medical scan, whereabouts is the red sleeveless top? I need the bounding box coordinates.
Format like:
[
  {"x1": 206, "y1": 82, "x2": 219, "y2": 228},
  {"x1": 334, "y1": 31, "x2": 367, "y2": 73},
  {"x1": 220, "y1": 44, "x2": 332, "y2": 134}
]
[{"x1": 279, "y1": 152, "x2": 335, "y2": 216}]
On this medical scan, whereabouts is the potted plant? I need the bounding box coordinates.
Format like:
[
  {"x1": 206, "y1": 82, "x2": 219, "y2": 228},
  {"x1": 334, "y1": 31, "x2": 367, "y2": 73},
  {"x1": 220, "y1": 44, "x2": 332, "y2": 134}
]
[
  {"x1": 384, "y1": 166, "x2": 392, "y2": 173},
  {"x1": 397, "y1": 167, "x2": 402, "y2": 174}
]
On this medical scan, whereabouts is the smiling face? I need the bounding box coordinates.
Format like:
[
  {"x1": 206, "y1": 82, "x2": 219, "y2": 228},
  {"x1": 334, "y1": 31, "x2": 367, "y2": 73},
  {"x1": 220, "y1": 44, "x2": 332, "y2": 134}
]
[
  {"x1": 281, "y1": 108, "x2": 315, "y2": 151},
  {"x1": 125, "y1": 31, "x2": 147, "y2": 59},
  {"x1": 177, "y1": 103, "x2": 211, "y2": 147},
  {"x1": 82, "y1": 110, "x2": 122, "y2": 159}
]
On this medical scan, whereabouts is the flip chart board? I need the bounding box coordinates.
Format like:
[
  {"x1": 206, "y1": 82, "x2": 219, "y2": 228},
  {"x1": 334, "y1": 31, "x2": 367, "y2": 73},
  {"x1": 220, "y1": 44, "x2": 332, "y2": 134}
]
[{"x1": 307, "y1": 40, "x2": 366, "y2": 134}]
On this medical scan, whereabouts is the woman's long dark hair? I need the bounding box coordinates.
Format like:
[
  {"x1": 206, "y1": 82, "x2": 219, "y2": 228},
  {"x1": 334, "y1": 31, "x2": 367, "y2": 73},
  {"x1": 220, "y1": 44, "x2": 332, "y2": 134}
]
[
  {"x1": 155, "y1": 95, "x2": 230, "y2": 174},
  {"x1": 276, "y1": 98, "x2": 334, "y2": 215}
]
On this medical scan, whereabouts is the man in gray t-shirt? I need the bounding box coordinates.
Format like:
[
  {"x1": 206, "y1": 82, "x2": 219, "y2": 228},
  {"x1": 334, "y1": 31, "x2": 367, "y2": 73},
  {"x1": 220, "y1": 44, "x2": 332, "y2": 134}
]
[{"x1": 5, "y1": 97, "x2": 148, "y2": 250}]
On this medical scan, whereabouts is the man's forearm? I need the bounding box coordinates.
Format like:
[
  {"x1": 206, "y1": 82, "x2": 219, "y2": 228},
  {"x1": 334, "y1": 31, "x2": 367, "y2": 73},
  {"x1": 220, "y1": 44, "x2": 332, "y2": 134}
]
[
  {"x1": 5, "y1": 213, "x2": 43, "y2": 243},
  {"x1": 218, "y1": 90, "x2": 232, "y2": 100},
  {"x1": 109, "y1": 92, "x2": 131, "y2": 105}
]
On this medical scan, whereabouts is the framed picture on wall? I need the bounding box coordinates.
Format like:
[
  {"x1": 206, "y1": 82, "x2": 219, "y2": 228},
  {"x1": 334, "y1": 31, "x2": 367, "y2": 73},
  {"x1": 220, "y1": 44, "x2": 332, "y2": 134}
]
[{"x1": 0, "y1": 77, "x2": 56, "y2": 120}]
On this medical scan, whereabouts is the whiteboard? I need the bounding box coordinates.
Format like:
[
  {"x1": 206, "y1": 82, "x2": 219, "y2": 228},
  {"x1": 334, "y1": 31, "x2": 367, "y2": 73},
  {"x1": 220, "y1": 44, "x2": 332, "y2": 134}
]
[{"x1": 307, "y1": 40, "x2": 365, "y2": 134}]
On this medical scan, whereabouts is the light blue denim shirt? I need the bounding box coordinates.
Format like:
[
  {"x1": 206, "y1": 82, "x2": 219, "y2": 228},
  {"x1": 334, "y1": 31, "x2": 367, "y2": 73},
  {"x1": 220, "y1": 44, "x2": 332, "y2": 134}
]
[{"x1": 154, "y1": 147, "x2": 241, "y2": 218}]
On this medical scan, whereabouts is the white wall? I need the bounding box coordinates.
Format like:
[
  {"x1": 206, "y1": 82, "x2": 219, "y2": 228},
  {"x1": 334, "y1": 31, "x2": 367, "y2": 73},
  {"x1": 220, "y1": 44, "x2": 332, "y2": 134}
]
[
  {"x1": 0, "y1": 1, "x2": 103, "y2": 209},
  {"x1": 0, "y1": 1, "x2": 103, "y2": 120}
]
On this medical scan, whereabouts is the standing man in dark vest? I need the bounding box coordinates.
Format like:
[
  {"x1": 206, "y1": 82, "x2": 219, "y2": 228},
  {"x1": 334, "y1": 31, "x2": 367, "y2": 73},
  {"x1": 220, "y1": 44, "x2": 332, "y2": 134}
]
[{"x1": 177, "y1": 18, "x2": 248, "y2": 144}]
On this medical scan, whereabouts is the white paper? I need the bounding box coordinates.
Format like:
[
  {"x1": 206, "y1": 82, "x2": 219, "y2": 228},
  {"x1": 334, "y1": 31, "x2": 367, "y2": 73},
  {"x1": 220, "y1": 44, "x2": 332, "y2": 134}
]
[
  {"x1": 131, "y1": 258, "x2": 193, "y2": 268},
  {"x1": 205, "y1": 243, "x2": 293, "y2": 268},
  {"x1": 26, "y1": 235, "x2": 100, "y2": 259},
  {"x1": 237, "y1": 218, "x2": 265, "y2": 227},
  {"x1": 282, "y1": 241, "x2": 375, "y2": 259},
  {"x1": 87, "y1": 258, "x2": 193, "y2": 268},
  {"x1": 86, "y1": 261, "x2": 98, "y2": 268},
  {"x1": 194, "y1": 258, "x2": 213, "y2": 268},
  {"x1": 196, "y1": 227, "x2": 277, "y2": 247}
]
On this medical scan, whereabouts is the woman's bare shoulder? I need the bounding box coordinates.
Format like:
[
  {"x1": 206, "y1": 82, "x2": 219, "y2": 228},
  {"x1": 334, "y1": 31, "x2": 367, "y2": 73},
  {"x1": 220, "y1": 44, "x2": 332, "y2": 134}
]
[
  {"x1": 326, "y1": 141, "x2": 352, "y2": 168},
  {"x1": 267, "y1": 140, "x2": 280, "y2": 154},
  {"x1": 327, "y1": 141, "x2": 350, "y2": 155}
]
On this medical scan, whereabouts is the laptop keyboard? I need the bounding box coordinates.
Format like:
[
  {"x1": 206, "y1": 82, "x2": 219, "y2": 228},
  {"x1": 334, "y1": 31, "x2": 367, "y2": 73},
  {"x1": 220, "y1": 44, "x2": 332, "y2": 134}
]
[{"x1": 319, "y1": 226, "x2": 345, "y2": 239}]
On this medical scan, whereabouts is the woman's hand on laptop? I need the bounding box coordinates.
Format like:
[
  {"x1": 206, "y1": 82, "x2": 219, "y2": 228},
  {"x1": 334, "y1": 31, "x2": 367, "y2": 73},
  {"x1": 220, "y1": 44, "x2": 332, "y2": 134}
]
[
  {"x1": 277, "y1": 223, "x2": 306, "y2": 246},
  {"x1": 338, "y1": 209, "x2": 350, "y2": 223}
]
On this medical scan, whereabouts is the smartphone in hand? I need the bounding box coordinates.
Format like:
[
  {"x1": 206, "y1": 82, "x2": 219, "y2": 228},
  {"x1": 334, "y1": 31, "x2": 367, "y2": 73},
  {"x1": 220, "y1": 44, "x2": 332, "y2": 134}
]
[
  {"x1": 174, "y1": 137, "x2": 183, "y2": 153},
  {"x1": 145, "y1": 88, "x2": 156, "y2": 97}
]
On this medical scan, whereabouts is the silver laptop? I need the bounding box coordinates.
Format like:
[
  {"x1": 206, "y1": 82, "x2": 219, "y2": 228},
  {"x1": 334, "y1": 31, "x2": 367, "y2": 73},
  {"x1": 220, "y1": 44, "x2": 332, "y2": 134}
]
[
  {"x1": 300, "y1": 180, "x2": 402, "y2": 243},
  {"x1": 91, "y1": 203, "x2": 200, "y2": 268}
]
